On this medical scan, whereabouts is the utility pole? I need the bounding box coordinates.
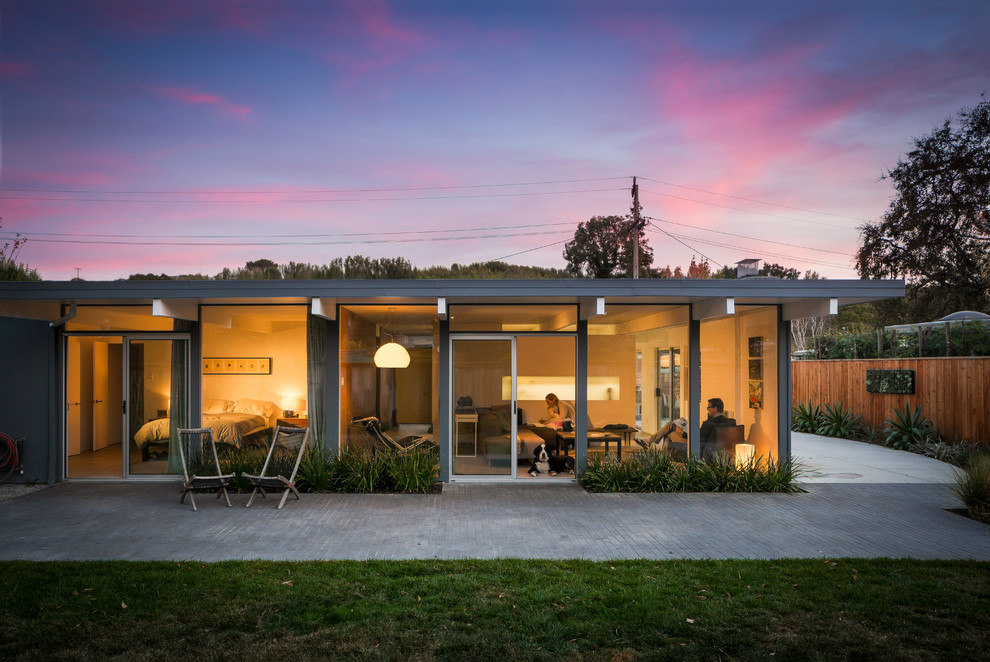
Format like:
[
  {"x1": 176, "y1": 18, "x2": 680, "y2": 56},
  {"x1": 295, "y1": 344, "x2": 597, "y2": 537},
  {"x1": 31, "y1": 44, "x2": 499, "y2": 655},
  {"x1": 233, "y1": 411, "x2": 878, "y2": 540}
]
[{"x1": 631, "y1": 176, "x2": 641, "y2": 279}]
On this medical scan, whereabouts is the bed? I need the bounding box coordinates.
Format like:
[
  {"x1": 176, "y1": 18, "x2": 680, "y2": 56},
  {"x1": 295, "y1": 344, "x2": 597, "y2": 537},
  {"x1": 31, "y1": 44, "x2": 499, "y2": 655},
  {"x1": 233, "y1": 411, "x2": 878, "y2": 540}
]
[{"x1": 133, "y1": 398, "x2": 281, "y2": 460}]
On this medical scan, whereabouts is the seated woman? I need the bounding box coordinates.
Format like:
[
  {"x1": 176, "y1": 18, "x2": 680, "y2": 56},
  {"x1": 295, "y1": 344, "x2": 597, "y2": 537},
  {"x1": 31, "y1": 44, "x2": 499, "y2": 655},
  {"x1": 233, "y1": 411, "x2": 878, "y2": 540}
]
[{"x1": 538, "y1": 393, "x2": 564, "y2": 426}]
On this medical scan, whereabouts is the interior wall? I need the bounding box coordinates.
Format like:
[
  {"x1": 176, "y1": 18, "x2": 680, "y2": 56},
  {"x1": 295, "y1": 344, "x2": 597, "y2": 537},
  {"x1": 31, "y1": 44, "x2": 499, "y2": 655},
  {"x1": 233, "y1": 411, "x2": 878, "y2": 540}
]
[
  {"x1": 202, "y1": 310, "x2": 307, "y2": 413},
  {"x1": 586, "y1": 334, "x2": 635, "y2": 428},
  {"x1": 516, "y1": 336, "x2": 575, "y2": 424},
  {"x1": 339, "y1": 308, "x2": 377, "y2": 447}
]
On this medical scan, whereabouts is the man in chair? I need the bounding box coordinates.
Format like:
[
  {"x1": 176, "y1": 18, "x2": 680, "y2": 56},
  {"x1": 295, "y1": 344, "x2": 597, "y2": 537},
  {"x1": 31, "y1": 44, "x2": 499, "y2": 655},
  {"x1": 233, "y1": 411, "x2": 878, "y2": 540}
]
[
  {"x1": 636, "y1": 397, "x2": 736, "y2": 459},
  {"x1": 700, "y1": 397, "x2": 736, "y2": 458}
]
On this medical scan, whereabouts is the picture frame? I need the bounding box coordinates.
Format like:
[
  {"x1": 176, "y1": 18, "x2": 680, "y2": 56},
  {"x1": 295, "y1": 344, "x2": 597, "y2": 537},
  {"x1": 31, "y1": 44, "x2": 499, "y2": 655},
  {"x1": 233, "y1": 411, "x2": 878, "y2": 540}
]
[
  {"x1": 203, "y1": 357, "x2": 272, "y2": 375},
  {"x1": 748, "y1": 336, "x2": 763, "y2": 357},
  {"x1": 748, "y1": 359, "x2": 763, "y2": 380},
  {"x1": 748, "y1": 380, "x2": 763, "y2": 409}
]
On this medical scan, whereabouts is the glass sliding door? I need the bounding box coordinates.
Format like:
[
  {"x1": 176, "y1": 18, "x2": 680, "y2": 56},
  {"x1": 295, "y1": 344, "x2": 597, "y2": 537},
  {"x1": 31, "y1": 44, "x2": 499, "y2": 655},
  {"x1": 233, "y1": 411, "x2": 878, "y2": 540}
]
[
  {"x1": 65, "y1": 334, "x2": 188, "y2": 479},
  {"x1": 126, "y1": 337, "x2": 188, "y2": 477},
  {"x1": 451, "y1": 338, "x2": 513, "y2": 477}
]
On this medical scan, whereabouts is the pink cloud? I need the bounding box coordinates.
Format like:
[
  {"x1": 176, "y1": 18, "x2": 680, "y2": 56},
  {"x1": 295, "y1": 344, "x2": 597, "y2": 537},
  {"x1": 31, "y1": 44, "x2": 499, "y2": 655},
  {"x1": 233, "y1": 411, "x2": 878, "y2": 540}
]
[
  {"x1": 153, "y1": 87, "x2": 252, "y2": 119},
  {"x1": 0, "y1": 62, "x2": 35, "y2": 77},
  {"x1": 324, "y1": 0, "x2": 433, "y2": 81}
]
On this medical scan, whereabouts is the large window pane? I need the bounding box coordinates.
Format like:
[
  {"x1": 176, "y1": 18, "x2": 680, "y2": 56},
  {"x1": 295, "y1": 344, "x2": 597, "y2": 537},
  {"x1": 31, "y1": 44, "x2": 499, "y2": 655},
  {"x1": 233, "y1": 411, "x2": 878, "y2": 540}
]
[
  {"x1": 588, "y1": 305, "x2": 690, "y2": 456},
  {"x1": 700, "y1": 306, "x2": 778, "y2": 461},
  {"x1": 339, "y1": 305, "x2": 438, "y2": 452}
]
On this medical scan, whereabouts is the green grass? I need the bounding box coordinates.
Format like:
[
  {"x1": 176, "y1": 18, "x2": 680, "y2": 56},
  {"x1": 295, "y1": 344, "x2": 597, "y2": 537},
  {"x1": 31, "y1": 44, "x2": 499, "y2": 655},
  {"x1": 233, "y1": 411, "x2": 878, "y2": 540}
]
[{"x1": 1, "y1": 559, "x2": 987, "y2": 660}]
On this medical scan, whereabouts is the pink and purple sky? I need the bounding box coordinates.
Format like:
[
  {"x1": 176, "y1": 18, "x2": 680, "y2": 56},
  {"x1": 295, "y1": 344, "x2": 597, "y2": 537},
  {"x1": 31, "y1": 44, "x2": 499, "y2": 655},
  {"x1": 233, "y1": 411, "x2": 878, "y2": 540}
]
[{"x1": 1, "y1": 0, "x2": 988, "y2": 281}]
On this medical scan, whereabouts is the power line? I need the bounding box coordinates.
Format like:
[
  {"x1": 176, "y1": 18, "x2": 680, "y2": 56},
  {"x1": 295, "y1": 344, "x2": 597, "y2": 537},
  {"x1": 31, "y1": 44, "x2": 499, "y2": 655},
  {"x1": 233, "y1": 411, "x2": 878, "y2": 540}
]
[
  {"x1": 645, "y1": 225, "x2": 854, "y2": 271},
  {"x1": 5, "y1": 221, "x2": 578, "y2": 240},
  {"x1": 644, "y1": 216, "x2": 851, "y2": 256},
  {"x1": 4, "y1": 229, "x2": 574, "y2": 248},
  {"x1": 491, "y1": 238, "x2": 569, "y2": 263},
  {"x1": 0, "y1": 176, "x2": 630, "y2": 196},
  {"x1": 638, "y1": 176, "x2": 871, "y2": 223},
  {"x1": 646, "y1": 222, "x2": 722, "y2": 268},
  {"x1": 639, "y1": 188, "x2": 856, "y2": 230}
]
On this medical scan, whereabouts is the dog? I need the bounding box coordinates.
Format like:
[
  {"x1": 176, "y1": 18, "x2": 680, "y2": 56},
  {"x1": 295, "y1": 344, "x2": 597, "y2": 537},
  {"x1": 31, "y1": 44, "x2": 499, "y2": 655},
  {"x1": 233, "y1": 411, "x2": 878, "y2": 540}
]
[{"x1": 528, "y1": 442, "x2": 554, "y2": 476}]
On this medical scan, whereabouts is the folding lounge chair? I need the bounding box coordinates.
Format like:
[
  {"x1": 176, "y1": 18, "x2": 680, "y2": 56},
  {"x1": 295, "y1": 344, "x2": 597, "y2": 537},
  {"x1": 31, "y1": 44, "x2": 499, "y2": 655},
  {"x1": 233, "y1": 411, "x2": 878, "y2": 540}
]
[
  {"x1": 244, "y1": 425, "x2": 311, "y2": 509},
  {"x1": 176, "y1": 427, "x2": 234, "y2": 512},
  {"x1": 350, "y1": 416, "x2": 436, "y2": 453}
]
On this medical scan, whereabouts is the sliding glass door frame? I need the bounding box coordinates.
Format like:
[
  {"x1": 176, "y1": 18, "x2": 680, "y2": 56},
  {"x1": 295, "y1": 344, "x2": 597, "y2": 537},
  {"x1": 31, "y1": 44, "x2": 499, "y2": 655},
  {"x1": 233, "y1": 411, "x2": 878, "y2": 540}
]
[
  {"x1": 448, "y1": 332, "x2": 577, "y2": 482},
  {"x1": 63, "y1": 332, "x2": 190, "y2": 480}
]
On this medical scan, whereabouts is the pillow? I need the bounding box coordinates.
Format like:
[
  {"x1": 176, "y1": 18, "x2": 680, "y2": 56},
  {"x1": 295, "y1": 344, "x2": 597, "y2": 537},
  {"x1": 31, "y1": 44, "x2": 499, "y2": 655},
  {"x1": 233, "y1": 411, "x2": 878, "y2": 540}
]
[
  {"x1": 203, "y1": 398, "x2": 234, "y2": 414},
  {"x1": 492, "y1": 405, "x2": 511, "y2": 433},
  {"x1": 231, "y1": 398, "x2": 281, "y2": 419}
]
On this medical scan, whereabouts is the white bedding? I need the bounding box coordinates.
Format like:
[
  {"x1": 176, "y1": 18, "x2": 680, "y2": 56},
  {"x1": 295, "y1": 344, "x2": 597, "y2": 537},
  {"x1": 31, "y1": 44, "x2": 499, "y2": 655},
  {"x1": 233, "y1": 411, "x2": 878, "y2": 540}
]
[{"x1": 133, "y1": 412, "x2": 268, "y2": 448}]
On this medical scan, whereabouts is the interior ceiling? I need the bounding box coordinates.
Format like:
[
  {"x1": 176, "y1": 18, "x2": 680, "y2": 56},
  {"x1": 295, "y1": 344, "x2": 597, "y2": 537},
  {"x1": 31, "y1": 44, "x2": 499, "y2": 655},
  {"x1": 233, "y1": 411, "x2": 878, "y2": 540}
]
[{"x1": 343, "y1": 305, "x2": 437, "y2": 335}]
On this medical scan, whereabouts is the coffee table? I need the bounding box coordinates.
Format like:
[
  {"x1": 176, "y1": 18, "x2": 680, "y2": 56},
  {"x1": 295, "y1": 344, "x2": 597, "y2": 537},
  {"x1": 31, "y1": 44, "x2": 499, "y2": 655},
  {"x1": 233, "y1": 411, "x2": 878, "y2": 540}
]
[{"x1": 556, "y1": 430, "x2": 623, "y2": 460}]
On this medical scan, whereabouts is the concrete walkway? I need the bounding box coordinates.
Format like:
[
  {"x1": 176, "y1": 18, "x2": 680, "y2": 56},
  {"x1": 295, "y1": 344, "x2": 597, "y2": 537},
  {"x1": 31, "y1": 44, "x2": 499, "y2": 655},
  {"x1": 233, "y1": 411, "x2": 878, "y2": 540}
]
[
  {"x1": 792, "y1": 432, "x2": 960, "y2": 483},
  {"x1": 0, "y1": 438, "x2": 985, "y2": 562}
]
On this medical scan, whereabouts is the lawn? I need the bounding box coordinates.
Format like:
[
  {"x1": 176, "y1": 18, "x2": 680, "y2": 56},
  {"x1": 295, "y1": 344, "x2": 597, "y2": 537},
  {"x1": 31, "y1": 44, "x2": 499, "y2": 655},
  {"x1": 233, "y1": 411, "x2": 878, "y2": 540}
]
[{"x1": 1, "y1": 559, "x2": 987, "y2": 660}]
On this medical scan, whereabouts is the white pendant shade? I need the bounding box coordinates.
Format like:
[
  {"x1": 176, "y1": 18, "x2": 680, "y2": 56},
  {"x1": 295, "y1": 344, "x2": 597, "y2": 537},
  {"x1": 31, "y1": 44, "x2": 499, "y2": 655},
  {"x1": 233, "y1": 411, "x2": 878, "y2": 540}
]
[{"x1": 374, "y1": 342, "x2": 410, "y2": 368}]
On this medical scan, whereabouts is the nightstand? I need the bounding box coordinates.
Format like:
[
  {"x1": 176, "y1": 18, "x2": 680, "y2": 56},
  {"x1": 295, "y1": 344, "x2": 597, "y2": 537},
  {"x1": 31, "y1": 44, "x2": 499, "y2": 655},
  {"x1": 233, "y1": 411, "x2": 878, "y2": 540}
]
[{"x1": 277, "y1": 417, "x2": 308, "y2": 428}]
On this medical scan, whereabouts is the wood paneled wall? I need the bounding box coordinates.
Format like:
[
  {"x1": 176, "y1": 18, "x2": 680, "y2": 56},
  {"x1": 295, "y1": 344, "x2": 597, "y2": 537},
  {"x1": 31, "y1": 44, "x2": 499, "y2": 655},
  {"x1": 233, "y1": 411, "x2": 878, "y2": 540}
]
[{"x1": 792, "y1": 358, "x2": 990, "y2": 444}]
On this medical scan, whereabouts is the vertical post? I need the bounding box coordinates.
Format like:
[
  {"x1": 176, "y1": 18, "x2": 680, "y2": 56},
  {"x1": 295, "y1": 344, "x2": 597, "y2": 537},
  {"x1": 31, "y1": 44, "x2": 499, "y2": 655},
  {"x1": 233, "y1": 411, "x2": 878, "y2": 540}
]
[
  {"x1": 438, "y1": 317, "x2": 450, "y2": 482},
  {"x1": 632, "y1": 176, "x2": 640, "y2": 279},
  {"x1": 688, "y1": 315, "x2": 701, "y2": 458},
  {"x1": 576, "y1": 318, "x2": 589, "y2": 475}
]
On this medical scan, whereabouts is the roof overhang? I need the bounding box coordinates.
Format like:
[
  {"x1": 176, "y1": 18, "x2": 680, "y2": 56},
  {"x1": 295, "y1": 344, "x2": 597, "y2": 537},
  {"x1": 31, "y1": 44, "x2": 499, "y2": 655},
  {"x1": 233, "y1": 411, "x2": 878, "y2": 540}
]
[{"x1": 0, "y1": 278, "x2": 905, "y2": 324}]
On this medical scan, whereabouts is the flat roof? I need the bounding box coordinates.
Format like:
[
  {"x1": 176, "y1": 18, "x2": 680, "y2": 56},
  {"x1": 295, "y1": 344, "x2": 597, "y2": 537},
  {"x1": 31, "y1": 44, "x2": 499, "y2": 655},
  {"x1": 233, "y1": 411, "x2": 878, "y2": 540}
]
[{"x1": 0, "y1": 277, "x2": 905, "y2": 321}]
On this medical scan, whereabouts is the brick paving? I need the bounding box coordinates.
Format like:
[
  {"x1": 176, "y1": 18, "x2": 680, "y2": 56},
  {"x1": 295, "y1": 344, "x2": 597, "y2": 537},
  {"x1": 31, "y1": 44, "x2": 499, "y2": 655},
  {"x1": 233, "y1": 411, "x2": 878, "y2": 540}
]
[{"x1": 0, "y1": 480, "x2": 986, "y2": 561}]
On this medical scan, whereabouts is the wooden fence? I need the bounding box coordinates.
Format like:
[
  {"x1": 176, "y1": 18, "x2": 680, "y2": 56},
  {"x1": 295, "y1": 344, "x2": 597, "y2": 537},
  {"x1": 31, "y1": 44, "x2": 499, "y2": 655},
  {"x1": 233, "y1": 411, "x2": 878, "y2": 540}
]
[{"x1": 792, "y1": 358, "x2": 990, "y2": 444}]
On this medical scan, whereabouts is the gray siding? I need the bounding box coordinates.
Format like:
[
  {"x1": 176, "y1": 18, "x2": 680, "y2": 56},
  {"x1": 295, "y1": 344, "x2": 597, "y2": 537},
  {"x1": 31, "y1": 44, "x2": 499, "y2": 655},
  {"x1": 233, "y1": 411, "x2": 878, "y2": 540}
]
[{"x1": 0, "y1": 317, "x2": 55, "y2": 483}]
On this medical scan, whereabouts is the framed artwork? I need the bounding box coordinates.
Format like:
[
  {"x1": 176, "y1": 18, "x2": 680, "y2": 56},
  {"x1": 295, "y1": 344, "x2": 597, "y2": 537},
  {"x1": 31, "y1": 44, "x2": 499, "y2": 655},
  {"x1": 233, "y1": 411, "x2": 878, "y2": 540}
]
[
  {"x1": 748, "y1": 336, "x2": 763, "y2": 357},
  {"x1": 748, "y1": 380, "x2": 763, "y2": 409},
  {"x1": 203, "y1": 357, "x2": 272, "y2": 375},
  {"x1": 748, "y1": 359, "x2": 763, "y2": 380}
]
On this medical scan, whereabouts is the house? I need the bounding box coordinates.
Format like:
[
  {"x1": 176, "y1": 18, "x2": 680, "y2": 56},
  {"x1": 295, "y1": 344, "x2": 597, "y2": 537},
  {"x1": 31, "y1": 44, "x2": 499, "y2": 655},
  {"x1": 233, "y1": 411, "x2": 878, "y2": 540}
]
[{"x1": 0, "y1": 277, "x2": 904, "y2": 483}]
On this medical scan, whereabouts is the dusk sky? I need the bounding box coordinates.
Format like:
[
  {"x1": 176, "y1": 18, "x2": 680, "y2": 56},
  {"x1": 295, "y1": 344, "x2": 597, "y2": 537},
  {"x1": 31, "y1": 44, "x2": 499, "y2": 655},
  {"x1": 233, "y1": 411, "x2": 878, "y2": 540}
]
[{"x1": 1, "y1": 0, "x2": 988, "y2": 281}]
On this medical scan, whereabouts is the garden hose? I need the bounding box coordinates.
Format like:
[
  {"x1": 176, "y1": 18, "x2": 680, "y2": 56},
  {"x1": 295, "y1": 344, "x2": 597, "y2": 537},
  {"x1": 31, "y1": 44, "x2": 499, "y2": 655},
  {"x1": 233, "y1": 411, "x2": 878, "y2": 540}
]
[{"x1": 0, "y1": 432, "x2": 20, "y2": 482}]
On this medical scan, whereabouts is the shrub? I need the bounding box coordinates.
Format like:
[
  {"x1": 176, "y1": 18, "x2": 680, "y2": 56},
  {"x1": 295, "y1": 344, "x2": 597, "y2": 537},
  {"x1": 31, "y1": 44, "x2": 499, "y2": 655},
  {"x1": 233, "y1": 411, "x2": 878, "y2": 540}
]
[
  {"x1": 909, "y1": 437, "x2": 979, "y2": 467},
  {"x1": 815, "y1": 402, "x2": 862, "y2": 438},
  {"x1": 792, "y1": 400, "x2": 822, "y2": 433},
  {"x1": 386, "y1": 447, "x2": 440, "y2": 493},
  {"x1": 297, "y1": 443, "x2": 333, "y2": 492},
  {"x1": 580, "y1": 447, "x2": 804, "y2": 493},
  {"x1": 884, "y1": 402, "x2": 937, "y2": 450},
  {"x1": 950, "y1": 454, "x2": 990, "y2": 523}
]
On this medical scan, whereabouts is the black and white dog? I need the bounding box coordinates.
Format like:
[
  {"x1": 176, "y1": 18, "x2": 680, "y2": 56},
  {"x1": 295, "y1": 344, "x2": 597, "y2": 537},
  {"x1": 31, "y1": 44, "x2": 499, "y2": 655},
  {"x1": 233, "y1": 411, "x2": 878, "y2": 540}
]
[
  {"x1": 528, "y1": 443, "x2": 575, "y2": 476},
  {"x1": 528, "y1": 442, "x2": 553, "y2": 476}
]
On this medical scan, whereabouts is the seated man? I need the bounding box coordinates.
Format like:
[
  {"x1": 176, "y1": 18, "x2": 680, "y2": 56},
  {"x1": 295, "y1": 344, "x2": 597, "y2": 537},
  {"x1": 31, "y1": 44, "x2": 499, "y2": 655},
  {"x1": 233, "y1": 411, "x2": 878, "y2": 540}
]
[
  {"x1": 636, "y1": 417, "x2": 687, "y2": 450},
  {"x1": 699, "y1": 397, "x2": 736, "y2": 458}
]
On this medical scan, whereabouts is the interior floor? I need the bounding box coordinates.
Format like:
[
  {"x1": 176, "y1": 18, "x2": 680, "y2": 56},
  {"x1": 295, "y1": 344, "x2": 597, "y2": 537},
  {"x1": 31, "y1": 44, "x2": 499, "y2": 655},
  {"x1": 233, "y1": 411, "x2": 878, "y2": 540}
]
[{"x1": 67, "y1": 442, "x2": 174, "y2": 478}]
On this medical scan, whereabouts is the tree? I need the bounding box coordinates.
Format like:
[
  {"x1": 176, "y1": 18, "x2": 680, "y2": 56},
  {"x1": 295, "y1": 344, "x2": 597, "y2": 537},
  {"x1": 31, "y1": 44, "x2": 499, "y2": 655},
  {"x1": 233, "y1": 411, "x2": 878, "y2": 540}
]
[
  {"x1": 562, "y1": 215, "x2": 653, "y2": 278},
  {"x1": 0, "y1": 219, "x2": 41, "y2": 281},
  {"x1": 856, "y1": 97, "x2": 990, "y2": 315}
]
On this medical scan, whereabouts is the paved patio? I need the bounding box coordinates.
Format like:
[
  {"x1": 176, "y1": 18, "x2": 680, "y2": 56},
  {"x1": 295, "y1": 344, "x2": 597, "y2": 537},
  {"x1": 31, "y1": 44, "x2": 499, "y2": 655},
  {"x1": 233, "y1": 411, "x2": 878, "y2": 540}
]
[{"x1": 1, "y1": 434, "x2": 986, "y2": 561}]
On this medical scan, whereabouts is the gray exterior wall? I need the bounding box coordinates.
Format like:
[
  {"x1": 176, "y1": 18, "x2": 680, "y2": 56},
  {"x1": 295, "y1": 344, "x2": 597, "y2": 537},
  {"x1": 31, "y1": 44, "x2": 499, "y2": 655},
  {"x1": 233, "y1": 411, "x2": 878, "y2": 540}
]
[{"x1": 0, "y1": 317, "x2": 56, "y2": 483}]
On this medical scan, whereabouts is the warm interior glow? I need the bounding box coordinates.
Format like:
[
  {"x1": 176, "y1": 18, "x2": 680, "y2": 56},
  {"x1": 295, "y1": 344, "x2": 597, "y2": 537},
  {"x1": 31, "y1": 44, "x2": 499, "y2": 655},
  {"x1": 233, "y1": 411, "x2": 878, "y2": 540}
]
[
  {"x1": 502, "y1": 376, "x2": 620, "y2": 401},
  {"x1": 735, "y1": 443, "x2": 756, "y2": 466},
  {"x1": 375, "y1": 342, "x2": 411, "y2": 368}
]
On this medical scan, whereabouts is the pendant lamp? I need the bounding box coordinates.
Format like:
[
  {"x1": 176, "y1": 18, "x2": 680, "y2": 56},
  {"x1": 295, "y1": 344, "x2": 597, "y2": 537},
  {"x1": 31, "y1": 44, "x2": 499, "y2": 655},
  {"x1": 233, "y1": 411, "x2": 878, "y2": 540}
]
[{"x1": 374, "y1": 341, "x2": 410, "y2": 368}]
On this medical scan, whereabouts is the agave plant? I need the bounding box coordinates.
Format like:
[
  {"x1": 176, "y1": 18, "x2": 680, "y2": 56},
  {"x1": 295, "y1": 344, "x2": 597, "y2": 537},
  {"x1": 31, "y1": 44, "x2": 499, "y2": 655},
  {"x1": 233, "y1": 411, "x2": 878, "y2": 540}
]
[
  {"x1": 884, "y1": 401, "x2": 937, "y2": 450},
  {"x1": 792, "y1": 400, "x2": 823, "y2": 433},
  {"x1": 815, "y1": 401, "x2": 862, "y2": 438}
]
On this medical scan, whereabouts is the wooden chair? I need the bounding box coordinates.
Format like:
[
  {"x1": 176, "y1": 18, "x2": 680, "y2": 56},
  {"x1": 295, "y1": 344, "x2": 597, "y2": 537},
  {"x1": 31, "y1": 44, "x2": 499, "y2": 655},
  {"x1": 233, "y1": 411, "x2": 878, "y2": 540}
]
[
  {"x1": 350, "y1": 416, "x2": 436, "y2": 454},
  {"x1": 176, "y1": 427, "x2": 234, "y2": 512},
  {"x1": 244, "y1": 425, "x2": 311, "y2": 509}
]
